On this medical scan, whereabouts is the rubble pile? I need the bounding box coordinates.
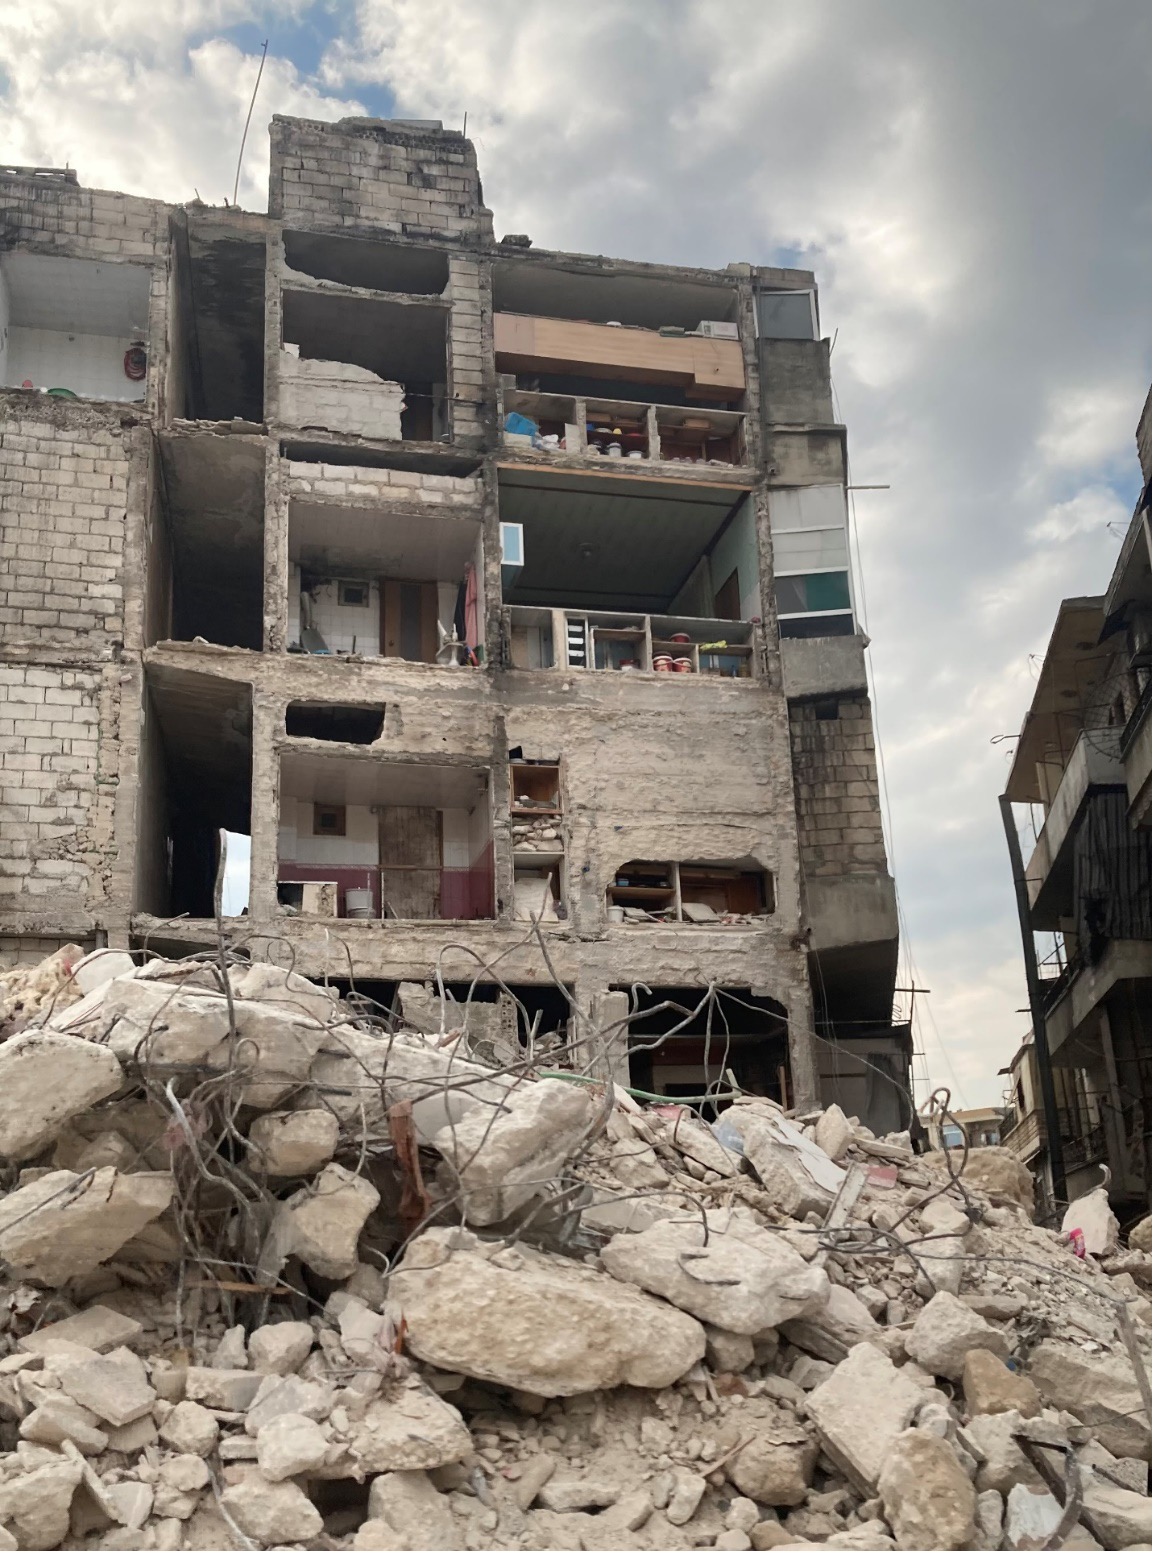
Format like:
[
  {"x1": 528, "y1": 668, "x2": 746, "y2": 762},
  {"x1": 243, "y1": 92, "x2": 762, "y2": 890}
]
[{"x1": 0, "y1": 946, "x2": 1148, "y2": 1551}]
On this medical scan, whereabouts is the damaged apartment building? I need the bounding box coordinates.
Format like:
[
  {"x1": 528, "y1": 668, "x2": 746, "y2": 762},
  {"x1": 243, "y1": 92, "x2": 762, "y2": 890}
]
[{"x1": 0, "y1": 116, "x2": 907, "y2": 1122}]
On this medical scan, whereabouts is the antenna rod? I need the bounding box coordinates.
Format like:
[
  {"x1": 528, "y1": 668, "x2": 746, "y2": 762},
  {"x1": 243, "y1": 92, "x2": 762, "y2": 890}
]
[{"x1": 232, "y1": 39, "x2": 269, "y2": 207}]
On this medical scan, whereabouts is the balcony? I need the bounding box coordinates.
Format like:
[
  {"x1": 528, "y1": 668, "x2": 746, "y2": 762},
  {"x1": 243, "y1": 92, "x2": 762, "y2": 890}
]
[
  {"x1": 505, "y1": 606, "x2": 755, "y2": 677},
  {"x1": 1026, "y1": 727, "x2": 1125, "y2": 919},
  {"x1": 1121, "y1": 679, "x2": 1152, "y2": 826},
  {"x1": 501, "y1": 388, "x2": 749, "y2": 472}
]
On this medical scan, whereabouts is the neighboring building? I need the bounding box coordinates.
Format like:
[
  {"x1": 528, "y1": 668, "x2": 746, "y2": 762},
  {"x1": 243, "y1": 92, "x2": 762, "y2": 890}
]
[
  {"x1": 0, "y1": 117, "x2": 907, "y2": 1121},
  {"x1": 1001, "y1": 391, "x2": 1152, "y2": 1220},
  {"x1": 999, "y1": 1035, "x2": 1108, "y2": 1208},
  {"x1": 923, "y1": 1104, "x2": 1007, "y2": 1153}
]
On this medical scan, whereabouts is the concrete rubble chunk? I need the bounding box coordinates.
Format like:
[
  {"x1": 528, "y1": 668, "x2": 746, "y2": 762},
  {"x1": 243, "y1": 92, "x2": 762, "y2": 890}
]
[
  {"x1": 325, "y1": 1376, "x2": 472, "y2": 1475},
  {"x1": 1062, "y1": 1185, "x2": 1119, "y2": 1257},
  {"x1": 1003, "y1": 1484, "x2": 1066, "y2": 1548},
  {"x1": 513, "y1": 1454, "x2": 557, "y2": 1510},
  {"x1": 538, "y1": 1477, "x2": 620, "y2": 1511},
  {"x1": 705, "y1": 1325, "x2": 756, "y2": 1374},
  {"x1": 278, "y1": 1162, "x2": 380, "y2": 1279},
  {"x1": 246, "y1": 1109, "x2": 339, "y2": 1177},
  {"x1": 55, "y1": 1346, "x2": 156, "y2": 1427},
  {"x1": 102, "y1": 1480, "x2": 153, "y2": 1530},
  {"x1": 924, "y1": 1146, "x2": 1035, "y2": 1210},
  {"x1": 1129, "y1": 1213, "x2": 1152, "y2": 1252},
  {"x1": 904, "y1": 1290, "x2": 1009, "y2": 1380},
  {"x1": 218, "y1": 1471, "x2": 324, "y2": 1545},
  {"x1": 100, "y1": 976, "x2": 232, "y2": 1067},
  {"x1": 366, "y1": 1469, "x2": 457, "y2": 1549},
  {"x1": 244, "y1": 1372, "x2": 335, "y2": 1435},
  {"x1": 17, "y1": 1306, "x2": 142, "y2": 1358},
  {"x1": 962, "y1": 1347, "x2": 1041, "y2": 1417},
  {"x1": 1078, "y1": 1476, "x2": 1153, "y2": 1546},
  {"x1": 247, "y1": 1319, "x2": 315, "y2": 1375},
  {"x1": 255, "y1": 1411, "x2": 330, "y2": 1480},
  {"x1": 740, "y1": 1121, "x2": 837, "y2": 1217},
  {"x1": 210, "y1": 1324, "x2": 248, "y2": 1369},
  {"x1": 806, "y1": 1342, "x2": 925, "y2": 1494},
  {"x1": 814, "y1": 1104, "x2": 854, "y2": 1163},
  {"x1": 389, "y1": 1227, "x2": 706, "y2": 1395},
  {"x1": 0, "y1": 1033, "x2": 124, "y2": 1161},
  {"x1": 431, "y1": 1077, "x2": 599, "y2": 1225},
  {"x1": 965, "y1": 1410, "x2": 1050, "y2": 1497},
  {"x1": 780, "y1": 1282, "x2": 879, "y2": 1362},
  {"x1": 974, "y1": 1487, "x2": 1005, "y2": 1550},
  {"x1": 0, "y1": 1455, "x2": 84, "y2": 1550},
  {"x1": 0, "y1": 1168, "x2": 174, "y2": 1286},
  {"x1": 229, "y1": 961, "x2": 339, "y2": 1023},
  {"x1": 19, "y1": 1395, "x2": 109, "y2": 1454},
  {"x1": 159, "y1": 1454, "x2": 209, "y2": 1492},
  {"x1": 158, "y1": 1400, "x2": 218, "y2": 1456},
  {"x1": 728, "y1": 1428, "x2": 818, "y2": 1507},
  {"x1": 878, "y1": 1428, "x2": 977, "y2": 1550},
  {"x1": 601, "y1": 1213, "x2": 830, "y2": 1334},
  {"x1": 665, "y1": 1468, "x2": 707, "y2": 1526},
  {"x1": 184, "y1": 1366, "x2": 264, "y2": 1413},
  {"x1": 1028, "y1": 1338, "x2": 1152, "y2": 1460}
]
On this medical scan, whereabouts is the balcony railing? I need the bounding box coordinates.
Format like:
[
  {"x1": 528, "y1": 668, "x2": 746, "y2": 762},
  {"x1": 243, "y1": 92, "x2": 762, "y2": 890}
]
[
  {"x1": 500, "y1": 388, "x2": 749, "y2": 470},
  {"x1": 1026, "y1": 727, "x2": 1125, "y2": 912},
  {"x1": 505, "y1": 606, "x2": 756, "y2": 677}
]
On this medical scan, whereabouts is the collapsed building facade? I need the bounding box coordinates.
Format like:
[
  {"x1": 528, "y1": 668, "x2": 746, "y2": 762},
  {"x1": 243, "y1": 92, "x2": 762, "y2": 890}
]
[{"x1": 0, "y1": 115, "x2": 908, "y2": 1122}]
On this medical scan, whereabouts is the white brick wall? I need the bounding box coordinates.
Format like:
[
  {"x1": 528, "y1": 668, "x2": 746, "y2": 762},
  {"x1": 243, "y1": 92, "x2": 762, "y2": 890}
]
[
  {"x1": 0, "y1": 412, "x2": 129, "y2": 644},
  {"x1": 285, "y1": 460, "x2": 482, "y2": 508},
  {"x1": 0, "y1": 664, "x2": 107, "y2": 910}
]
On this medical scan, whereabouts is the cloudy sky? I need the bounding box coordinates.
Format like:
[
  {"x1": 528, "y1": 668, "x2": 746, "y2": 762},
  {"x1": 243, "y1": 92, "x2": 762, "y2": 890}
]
[{"x1": 2, "y1": 0, "x2": 1148, "y2": 1103}]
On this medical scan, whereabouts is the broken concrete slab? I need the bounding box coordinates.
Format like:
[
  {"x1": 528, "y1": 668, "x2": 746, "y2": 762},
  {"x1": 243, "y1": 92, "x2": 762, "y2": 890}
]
[
  {"x1": 878, "y1": 1428, "x2": 976, "y2": 1550},
  {"x1": 0, "y1": 1454, "x2": 84, "y2": 1549},
  {"x1": 184, "y1": 1367, "x2": 264, "y2": 1413},
  {"x1": 779, "y1": 1282, "x2": 879, "y2": 1362},
  {"x1": 100, "y1": 977, "x2": 233, "y2": 1067},
  {"x1": 19, "y1": 1396, "x2": 109, "y2": 1454},
  {"x1": 229, "y1": 962, "x2": 340, "y2": 1024},
  {"x1": 55, "y1": 1346, "x2": 155, "y2": 1427},
  {"x1": 602, "y1": 1213, "x2": 830, "y2": 1334},
  {"x1": 276, "y1": 1162, "x2": 380, "y2": 1279},
  {"x1": 740, "y1": 1122, "x2": 838, "y2": 1218},
  {"x1": 923, "y1": 1146, "x2": 1034, "y2": 1210},
  {"x1": 0, "y1": 1033, "x2": 123, "y2": 1161},
  {"x1": 17, "y1": 1306, "x2": 142, "y2": 1358},
  {"x1": 0, "y1": 1168, "x2": 174, "y2": 1286},
  {"x1": 389, "y1": 1228, "x2": 706, "y2": 1396},
  {"x1": 244, "y1": 1373, "x2": 335, "y2": 1435},
  {"x1": 246, "y1": 1109, "x2": 339, "y2": 1177},
  {"x1": 1027, "y1": 1338, "x2": 1152, "y2": 1460},
  {"x1": 432, "y1": 1077, "x2": 599, "y2": 1225},
  {"x1": 1078, "y1": 1475, "x2": 1153, "y2": 1547},
  {"x1": 903, "y1": 1290, "x2": 1010, "y2": 1380},
  {"x1": 158, "y1": 1400, "x2": 219, "y2": 1456},
  {"x1": 965, "y1": 1410, "x2": 1051, "y2": 1497},
  {"x1": 806, "y1": 1342, "x2": 924, "y2": 1494}
]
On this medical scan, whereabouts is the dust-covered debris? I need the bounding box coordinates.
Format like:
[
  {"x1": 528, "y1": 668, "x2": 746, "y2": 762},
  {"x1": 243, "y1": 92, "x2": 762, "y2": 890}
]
[{"x1": 0, "y1": 945, "x2": 1146, "y2": 1550}]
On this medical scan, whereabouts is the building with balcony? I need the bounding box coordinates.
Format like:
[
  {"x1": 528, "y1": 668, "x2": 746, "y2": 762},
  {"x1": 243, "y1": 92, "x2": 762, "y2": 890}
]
[
  {"x1": 0, "y1": 116, "x2": 907, "y2": 1120},
  {"x1": 1001, "y1": 391, "x2": 1151, "y2": 1220},
  {"x1": 998, "y1": 1036, "x2": 1108, "y2": 1210}
]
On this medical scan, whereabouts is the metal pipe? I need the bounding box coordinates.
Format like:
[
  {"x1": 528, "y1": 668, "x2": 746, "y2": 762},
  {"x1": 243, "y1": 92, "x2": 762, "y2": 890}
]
[{"x1": 999, "y1": 794, "x2": 1068, "y2": 1210}]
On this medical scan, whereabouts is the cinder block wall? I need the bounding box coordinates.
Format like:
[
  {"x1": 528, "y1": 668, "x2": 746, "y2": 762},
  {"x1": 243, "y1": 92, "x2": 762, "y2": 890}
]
[
  {"x1": 268, "y1": 116, "x2": 493, "y2": 243},
  {"x1": 788, "y1": 696, "x2": 887, "y2": 877}
]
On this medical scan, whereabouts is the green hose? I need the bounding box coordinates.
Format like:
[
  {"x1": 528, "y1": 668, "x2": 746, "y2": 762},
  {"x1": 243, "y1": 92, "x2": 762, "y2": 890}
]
[{"x1": 537, "y1": 1069, "x2": 743, "y2": 1105}]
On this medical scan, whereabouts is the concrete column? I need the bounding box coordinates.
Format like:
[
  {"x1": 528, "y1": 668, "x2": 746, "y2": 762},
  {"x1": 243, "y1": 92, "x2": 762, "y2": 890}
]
[
  {"x1": 247, "y1": 690, "x2": 283, "y2": 923},
  {"x1": 786, "y1": 980, "x2": 820, "y2": 1109}
]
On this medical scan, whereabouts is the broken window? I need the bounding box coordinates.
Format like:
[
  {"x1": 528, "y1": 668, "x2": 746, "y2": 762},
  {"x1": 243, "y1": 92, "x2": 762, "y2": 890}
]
[
  {"x1": 619, "y1": 985, "x2": 789, "y2": 1112},
  {"x1": 283, "y1": 230, "x2": 449, "y2": 295},
  {"x1": 0, "y1": 253, "x2": 152, "y2": 403},
  {"x1": 136, "y1": 668, "x2": 252, "y2": 920},
  {"x1": 607, "y1": 861, "x2": 772, "y2": 925},
  {"x1": 280, "y1": 290, "x2": 449, "y2": 442},
  {"x1": 288, "y1": 502, "x2": 484, "y2": 663},
  {"x1": 277, "y1": 753, "x2": 494, "y2": 921}
]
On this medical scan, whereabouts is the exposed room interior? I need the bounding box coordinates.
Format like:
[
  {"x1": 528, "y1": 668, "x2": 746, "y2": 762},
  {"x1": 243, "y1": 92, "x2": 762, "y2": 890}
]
[
  {"x1": 607, "y1": 859, "x2": 773, "y2": 926},
  {"x1": 277, "y1": 752, "x2": 494, "y2": 921},
  {"x1": 0, "y1": 252, "x2": 152, "y2": 402},
  {"x1": 168, "y1": 210, "x2": 266, "y2": 421},
  {"x1": 149, "y1": 434, "x2": 266, "y2": 651},
  {"x1": 622, "y1": 985, "x2": 789, "y2": 1111},
  {"x1": 510, "y1": 760, "x2": 565, "y2": 923},
  {"x1": 501, "y1": 471, "x2": 759, "y2": 674},
  {"x1": 280, "y1": 289, "x2": 449, "y2": 441},
  {"x1": 283, "y1": 229, "x2": 449, "y2": 296},
  {"x1": 135, "y1": 667, "x2": 253, "y2": 920},
  {"x1": 287, "y1": 501, "x2": 484, "y2": 662},
  {"x1": 492, "y1": 259, "x2": 746, "y2": 417}
]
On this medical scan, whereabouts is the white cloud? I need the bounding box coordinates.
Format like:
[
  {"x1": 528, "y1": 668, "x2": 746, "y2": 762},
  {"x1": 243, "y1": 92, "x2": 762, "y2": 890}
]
[{"x1": 1, "y1": 0, "x2": 1148, "y2": 1104}]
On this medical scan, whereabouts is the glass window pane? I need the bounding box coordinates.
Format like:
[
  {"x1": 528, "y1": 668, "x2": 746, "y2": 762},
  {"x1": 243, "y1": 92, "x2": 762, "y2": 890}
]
[
  {"x1": 774, "y1": 571, "x2": 851, "y2": 615},
  {"x1": 757, "y1": 291, "x2": 817, "y2": 340}
]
